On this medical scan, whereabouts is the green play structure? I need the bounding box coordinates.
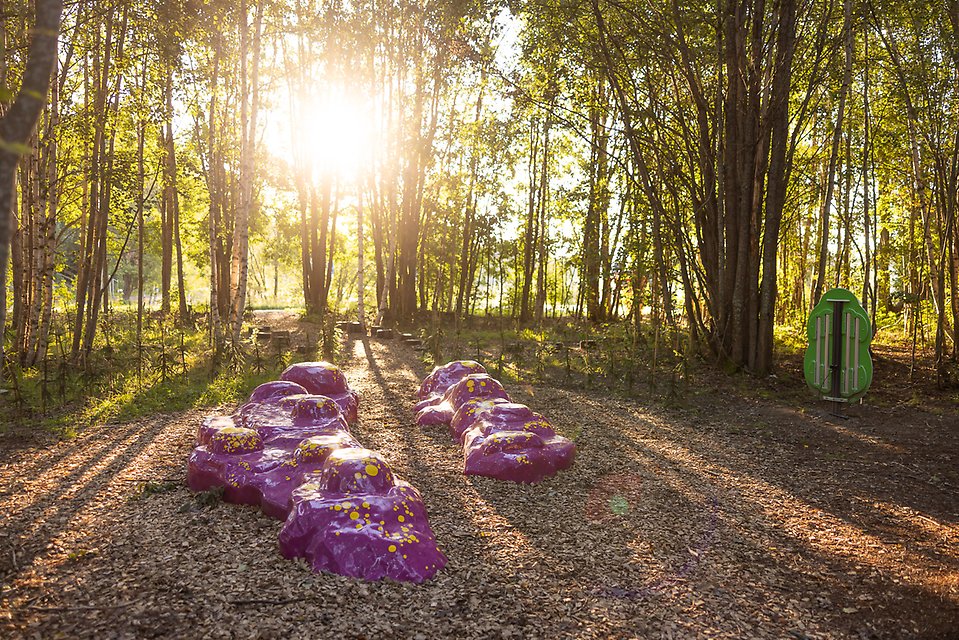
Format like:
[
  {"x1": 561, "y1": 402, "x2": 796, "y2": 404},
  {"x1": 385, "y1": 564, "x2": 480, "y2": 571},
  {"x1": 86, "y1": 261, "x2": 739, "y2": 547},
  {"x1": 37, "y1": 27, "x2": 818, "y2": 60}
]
[{"x1": 804, "y1": 288, "x2": 873, "y2": 404}]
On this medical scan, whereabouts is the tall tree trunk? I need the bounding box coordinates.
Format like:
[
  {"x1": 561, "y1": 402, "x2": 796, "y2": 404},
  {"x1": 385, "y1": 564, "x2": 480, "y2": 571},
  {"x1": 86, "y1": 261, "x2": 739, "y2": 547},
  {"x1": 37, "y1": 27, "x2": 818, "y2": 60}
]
[
  {"x1": 584, "y1": 78, "x2": 609, "y2": 323},
  {"x1": 519, "y1": 117, "x2": 539, "y2": 322},
  {"x1": 33, "y1": 56, "x2": 58, "y2": 366},
  {"x1": 0, "y1": 0, "x2": 61, "y2": 374},
  {"x1": 861, "y1": 26, "x2": 872, "y2": 317},
  {"x1": 754, "y1": 0, "x2": 797, "y2": 375},
  {"x1": 534, "y1": 110, "x2": 552, "y2": 322},
  {"x1": 455, "y1": 73, "x2": 485, "y2": 319},
  {"x1": 230, "y1": 0, "x2": 262, "y2": 340},
  {"x1": 812, "y1": 0, "x2": 852, "y2": 305},
  {"x1": 357, "y1": 190, "x2": 366, "y2": 328}
]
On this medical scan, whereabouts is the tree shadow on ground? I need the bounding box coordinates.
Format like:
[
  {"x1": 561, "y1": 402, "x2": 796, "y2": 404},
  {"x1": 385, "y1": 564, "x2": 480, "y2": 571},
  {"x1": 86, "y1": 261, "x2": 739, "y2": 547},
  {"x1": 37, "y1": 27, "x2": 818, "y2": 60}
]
[
  {"x1": 0, "y1": 413, "x2": 180, "y2": 584},
  {"x1": 360, "y1": 337, "x2": 958, "y2": 639}
]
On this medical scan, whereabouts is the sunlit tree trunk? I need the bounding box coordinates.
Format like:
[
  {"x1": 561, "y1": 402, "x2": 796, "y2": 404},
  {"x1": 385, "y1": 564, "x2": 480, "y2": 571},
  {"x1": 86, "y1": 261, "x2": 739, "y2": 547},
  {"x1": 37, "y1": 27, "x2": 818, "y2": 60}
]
[
  {"x1": 0, "y1": 0, "x2": 61, "y2": 374},
  {"x1": 755, "y1": 0, "x2": 797, "y2": 375},
  {"x1": 519, "y1": 116, "x2": 539, "y2": 322},
  {"x1": 455, "y1": 72, "x2": 485, "y2": 319},
  {"x1": 229, "y1": 0, "x2": 262, "y2": 340},
  {"x1": 812, "y1": 0, "x2": 852, "y2": 306},
  {"x1": 534, "y1": 104, "x2": 553, "y2": 322}
]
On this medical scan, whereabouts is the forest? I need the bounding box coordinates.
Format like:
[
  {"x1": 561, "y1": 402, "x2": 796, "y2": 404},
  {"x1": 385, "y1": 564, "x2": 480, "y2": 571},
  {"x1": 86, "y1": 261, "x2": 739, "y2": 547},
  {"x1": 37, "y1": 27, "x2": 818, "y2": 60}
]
[
  {"x1": 0, "y1": 1, "x2": 958, "y2": 638},
  {"x1": 1, "y1": 0, "x2": 956, "y2": 385}
]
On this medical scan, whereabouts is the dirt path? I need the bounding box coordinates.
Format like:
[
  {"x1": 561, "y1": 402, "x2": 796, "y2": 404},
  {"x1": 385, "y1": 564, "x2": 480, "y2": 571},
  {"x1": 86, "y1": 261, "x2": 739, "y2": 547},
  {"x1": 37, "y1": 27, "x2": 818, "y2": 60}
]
[{"x1": 0, "y1": 336, "x2": 956, "y2": 639}]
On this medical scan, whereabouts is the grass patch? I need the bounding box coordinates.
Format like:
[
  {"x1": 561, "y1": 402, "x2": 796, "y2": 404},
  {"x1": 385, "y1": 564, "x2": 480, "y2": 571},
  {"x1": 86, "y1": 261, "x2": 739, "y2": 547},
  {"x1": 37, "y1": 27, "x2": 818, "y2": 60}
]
[{"x1": 2, "y1": 308, "x2": 329, "y2": 438}]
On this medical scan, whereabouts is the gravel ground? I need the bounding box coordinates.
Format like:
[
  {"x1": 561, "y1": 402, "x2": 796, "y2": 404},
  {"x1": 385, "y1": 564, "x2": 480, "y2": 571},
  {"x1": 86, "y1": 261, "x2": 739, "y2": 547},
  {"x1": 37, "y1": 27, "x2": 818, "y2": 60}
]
[{"x1": 0, "y1": 336, "x2": 956, "y2": 639}]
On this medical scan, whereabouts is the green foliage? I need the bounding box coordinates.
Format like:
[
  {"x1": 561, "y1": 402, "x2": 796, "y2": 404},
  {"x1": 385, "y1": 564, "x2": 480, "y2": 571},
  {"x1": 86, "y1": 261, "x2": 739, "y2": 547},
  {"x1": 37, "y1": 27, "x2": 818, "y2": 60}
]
[
  {"x1": 0, "y1": 310, "x2": 295, "y2": 437},
  {"x1": 179, "y1": 486, "x2": 224, "y2": 512},
  {"x1": 774, "y1": 323, "x2": 807, "y2": 357},
  {"x1": 4, "y1": 0, "x2": 959, "y2": 415},
  {"x1": 130, "y1": 480, "x2": 180, "y2": 500},
  {"x1": 419, "y1": 319, "x2": 689, "y2": 399}
]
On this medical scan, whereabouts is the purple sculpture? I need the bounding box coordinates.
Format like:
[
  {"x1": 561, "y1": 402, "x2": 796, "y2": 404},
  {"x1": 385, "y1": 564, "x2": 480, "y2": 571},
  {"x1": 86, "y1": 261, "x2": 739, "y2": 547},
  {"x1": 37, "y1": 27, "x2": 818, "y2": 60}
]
[
  {"x1": 413, "y1": 361, "x2": 576, "y2": 483},
  {"x1": 279, "y1": 361, "x2": 360, "y2": 423},
  {"x1": 450, "y1": 398, "x2": 531, "y2": 440},
  {"x1": 188, "y1": 395, "x2": 356, "y2": 517},
  {"x1": 416, "y1": 360, "x2": 486, "y2": 406},
  {"x1": 241, "y1": 394, "x2": 350, "y2": 448},
  {"x1": 414, "y1": 373, "x2": 510, "y2": 427},
  {"x1": 187, "y1": 362, "x2": 446, "y2": 582},
  {"x1": 247, "y1": 380, "x2": 309, "y2": 403},
  {"x1": 461, "y1": 408, "x2": 576, "y2": 483},
  {"x1": 416, "y1": 359, "x2": 486, "y2": 401},
  {"x1": 279, "y1": 448, "x2": 446, "y2": 582}
]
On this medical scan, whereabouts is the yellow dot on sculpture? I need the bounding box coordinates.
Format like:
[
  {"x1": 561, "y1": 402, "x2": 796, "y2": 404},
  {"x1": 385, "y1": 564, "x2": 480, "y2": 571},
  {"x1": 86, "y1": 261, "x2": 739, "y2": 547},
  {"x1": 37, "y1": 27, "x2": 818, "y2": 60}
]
[
  {"x1": 366, "y1": 464, "x2": 379, "y2": 477},
  {"x1": 355, "y1": 523, "x2": 362, "y2": 529},
  {"x1": 388, "y1": 545, "x2": 397, "y2": 553},
  {"x1": 334, "y1": 505, "x2": 342, "y2": 511},
  {"x1": 350, "y1": 511, "x2": 360, "y2": 520},
  {"x1": 397, "y1": 515, "x2": 405, "y2": 523}
]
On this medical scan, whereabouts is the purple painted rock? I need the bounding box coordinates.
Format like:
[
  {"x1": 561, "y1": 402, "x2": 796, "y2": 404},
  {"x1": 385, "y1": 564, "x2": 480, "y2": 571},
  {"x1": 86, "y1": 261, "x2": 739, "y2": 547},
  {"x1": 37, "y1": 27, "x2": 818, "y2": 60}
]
[
  {"x1": 416, "y1": 360, "x2": 486, "y2": 400},
  {"x1": 187, "y1": 417, "x2": 362, "y2": 518},
  {"x1": 197, "y1": 414, "x2": 237, "y2": 446},
  {"x1": 280, "y1": 361, "x2": 350, "y2": 394},
  {"x1": 279, "y1": 362, "x2": 360, "y2": 423},
  {"x1": 256, "y1": 433, "x2": 361, "y2": 518},
  {"x1": 247, "y1": 380, "x2": 309, "y2": 404},
  {"x1": 190, "y1": 367, "x2": 448, "y2": 582},
  {"x1": 246, "y1": 396, "x2": 351, "y2": 448},
  {"x1": 442, "y1": 374, "x2": 510, "y2": 412},
  {"x1": 414, "y1": 374, "x2": 510, "y2": 429},
  {"x1": 414, "y1": 361, "x2": 576, "y2": 483},
  {"x1": 414, "y1": 403, "x2": 455, "y2": 428},
  {"x1": 462, "y1": 427, "x2": 576, "y2": 483},
  {"x1": 187, "y1": 426, "x2": 274, "y2": 504},
  {"x1": 243, "y1": 390, "x2": 358, "y2": 427},
  {"x1": 449, "y1": 398, "x2": 523, "y2": 441},
  {"x1": 329, "y1": 391, "x2": 360, "y2": 424},
  {"x1": 471, "y1": 407, "x2": 557, "y2": 438},
  {"x1": 279, "y1": 448, "x2": 447, "y2": 582},
  {"x1": 412, "y1": 396, "x2": 439, "y2": 414}
]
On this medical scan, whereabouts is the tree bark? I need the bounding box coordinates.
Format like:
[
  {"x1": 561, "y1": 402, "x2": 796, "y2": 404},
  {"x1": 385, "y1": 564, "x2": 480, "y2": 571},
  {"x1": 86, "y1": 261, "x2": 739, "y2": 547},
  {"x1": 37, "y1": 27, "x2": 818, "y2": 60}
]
[
  {"x1": 811, "y1": 0, "x2": 852, "y2": 306},
  {"x1": 0, "y1": 4, "x2": 62, "y2": 348},
  {"x1": 229, "y1": 0, "x2": 262, "y2": 340}
]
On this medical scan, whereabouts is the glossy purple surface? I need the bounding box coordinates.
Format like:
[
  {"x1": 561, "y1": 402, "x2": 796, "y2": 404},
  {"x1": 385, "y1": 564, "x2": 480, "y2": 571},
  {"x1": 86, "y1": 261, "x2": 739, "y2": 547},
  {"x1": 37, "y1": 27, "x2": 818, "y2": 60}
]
[
  {"x1": 187, "y1": 363, "x2": 445, "y2": 582},
  {"x1": 413, "y1": 362, "x2": 577, "y2": 483},
  {"x1": 247, "y1": 380, "x2": 309, "y2": 404},
  {"x1": 450, "y1": 398, "x2": 527, "y2": 441},
  {"x1": 278, "y1": 448, "x2": 446, "y2": 582},
  {"x1": 416, "y1": 360, "x2": 486, "y2": 400},
  {"x1": 414, "y1": 373, "x2": 510, "y2": 428},
  {"x1": 188, "y1": 396, "x2": 356, "y2": 515},
  {"x1": 278, "y1": 361, "x2": 360, "y2": 423},
  {"x1": 442, "y1": 374, "x2": 511, "y2": 410},
  {"x1": 461, "y1": 408, "x2": 576, "y2": 483}
]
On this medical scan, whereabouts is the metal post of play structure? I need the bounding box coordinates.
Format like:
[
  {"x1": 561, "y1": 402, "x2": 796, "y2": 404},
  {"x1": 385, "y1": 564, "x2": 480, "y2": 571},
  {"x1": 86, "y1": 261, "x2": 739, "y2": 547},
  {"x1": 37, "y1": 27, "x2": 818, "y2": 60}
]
[{"x1": 829, "y1": 299, "x2": 845, "y2": 418}]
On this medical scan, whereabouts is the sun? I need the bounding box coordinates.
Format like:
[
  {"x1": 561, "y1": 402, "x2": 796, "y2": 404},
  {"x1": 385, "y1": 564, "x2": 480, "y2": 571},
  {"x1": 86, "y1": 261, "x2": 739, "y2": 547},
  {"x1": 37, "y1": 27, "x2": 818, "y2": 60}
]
[{"x1": 299, "y1": 93, "x2": 374, "y2": 181}]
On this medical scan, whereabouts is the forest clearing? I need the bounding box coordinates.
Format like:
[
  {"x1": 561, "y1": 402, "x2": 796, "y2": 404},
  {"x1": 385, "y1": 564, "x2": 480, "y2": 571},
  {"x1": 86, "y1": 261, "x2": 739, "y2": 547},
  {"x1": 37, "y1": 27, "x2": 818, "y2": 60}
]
[
  {"x1": 1, "y1": 315, "x2": 957, "y2": 639},
  {"x1": 2, "y1": 0, "x2": 959, "y2": 638}
]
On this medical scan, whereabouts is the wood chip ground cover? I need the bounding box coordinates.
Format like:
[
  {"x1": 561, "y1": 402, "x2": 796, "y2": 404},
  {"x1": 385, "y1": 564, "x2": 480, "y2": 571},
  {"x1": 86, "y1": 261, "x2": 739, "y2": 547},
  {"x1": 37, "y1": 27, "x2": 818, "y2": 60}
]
[{"x1": 0, "y1": 336, "x2": 956, "y2": 639}]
